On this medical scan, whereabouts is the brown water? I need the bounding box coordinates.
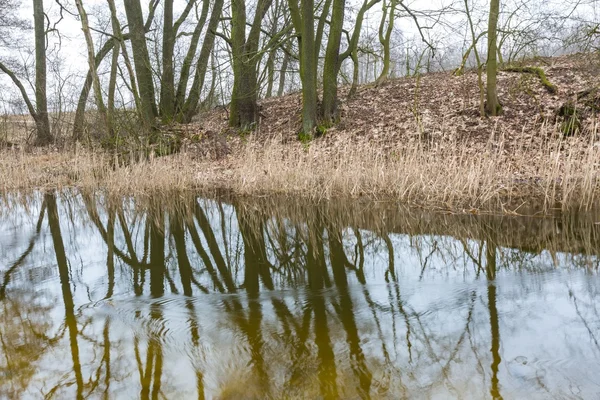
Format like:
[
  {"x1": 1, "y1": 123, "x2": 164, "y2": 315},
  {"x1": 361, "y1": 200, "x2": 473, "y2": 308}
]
[{"x1": 1, "y1": 191, "x2": 600, "y2": 399}]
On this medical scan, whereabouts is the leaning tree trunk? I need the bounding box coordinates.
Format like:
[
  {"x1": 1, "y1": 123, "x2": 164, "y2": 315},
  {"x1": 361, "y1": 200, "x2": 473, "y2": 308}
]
[
  {"x1": 174, "y1": 0, "x2": 209, "y2": 115},
  {"x1": 485, "y1": 0, "x2": 502, "y2": 116},
  {"x1": 181, "y1": 0, "x2": 224, "y2": 123},
  {"x1": 376, "y1": 0, "x2": 396, "y2": 84},
  {"x1": 33, "y1": 0, "x2": 52, "y2": 145},
  {"x1": 75, "y1": 0, "x2": 111, "y2": 136}
]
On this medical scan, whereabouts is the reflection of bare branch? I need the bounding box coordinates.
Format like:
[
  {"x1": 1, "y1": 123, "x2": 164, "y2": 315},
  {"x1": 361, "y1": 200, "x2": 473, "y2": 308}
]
[
  {"x1": 571, "y1": 290, "x2": 600, "y2": 352},
  {"x1": 0, "y1": 198, "x2": 46, "y2": 300}
]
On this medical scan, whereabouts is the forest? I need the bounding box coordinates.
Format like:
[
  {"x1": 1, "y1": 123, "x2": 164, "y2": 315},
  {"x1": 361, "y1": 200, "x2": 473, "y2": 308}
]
[{"x1": 0, "y1": 0, "x2": 599, "y2": 210}]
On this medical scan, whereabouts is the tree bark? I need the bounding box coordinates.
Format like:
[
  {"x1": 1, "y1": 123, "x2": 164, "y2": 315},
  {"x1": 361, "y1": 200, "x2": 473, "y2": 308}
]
[
  {"x1": 33, "y1": 0, "x2": 52, "y2": 145},
  {"x1": 288, "y1": 0, "x2": 318, "y2": 135},
  {"x1": 229, "y1": 0, "x2": 273, "y2": 129},
  {"x1": 485, "y1": 0, "x2": 502, "y2": 116},
  {"x1": 377, "y1": 0, "x2": 397, "y2": 84},
  {"x1": 322, "y1": 0, "x2": 346, "y2": 125},
  {"x1": 124, "y1": 0, "x2": 158, "y2": 132},
  {"x1": 74, "y1": 0, "x2": 111, "y2": 136},
  {"x1": 181, "y1": 0, "x2": 224, "y2": 123},
  {"x1": 174, "y1": 0, "x2": 209, "y2": 114},
  {"x1": 277, "y1": 41, "x2": 291, "y2": 97},
  {"x1": 160, "y1": 0, "x2": 175, "y2": 121}
]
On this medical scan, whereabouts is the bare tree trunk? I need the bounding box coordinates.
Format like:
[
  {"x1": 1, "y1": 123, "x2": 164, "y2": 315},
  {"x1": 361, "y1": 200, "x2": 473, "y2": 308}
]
[
  {"x1": 288, "y1": 0, "x2": 318, "y2": 135},
  {"x1": 124, "y1": 0, "x2": 158, "y2": 132},
  {"x1": 342, "y1": 0, "x2": 382, "y2": 97},
  {"x1": 377, "y1": 0, "x2": 397, "y2": 84},
  {"x1": 277, "y1": 41, "x2": 291, "y2": 97},
  {"x1": 181, "y1": 0, "x2": 224, "y2": 123},
  {"x1": 174, "y1": 0, "x2": 209, "y2": 114},
  {"x1": 230, "y1": 0, "x2": 273, "y2": 129},
  {"x1": 301, "y1": 0, "x2": 318, "y2": 135},
  {"x1": 322, "y1": 0, "x2": 346, "y2": 125},
  {"x1": 160, "y1": 0, "x2": 175, "y2": 121},
  {"x1": 74, "y1": 0, "x2": 111, "y2": 136},
  {"x1": 33, "y1": 0, "x2": 52, "y2": 145},
  {"x1": 486, "y1": 0, "x2": 502, "y2": 116}
]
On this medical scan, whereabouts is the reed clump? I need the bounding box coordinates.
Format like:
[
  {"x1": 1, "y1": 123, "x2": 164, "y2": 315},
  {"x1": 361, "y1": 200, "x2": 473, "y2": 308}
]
[{"x1": 0, "y1": 123, "x2": 598, "y2": 212}]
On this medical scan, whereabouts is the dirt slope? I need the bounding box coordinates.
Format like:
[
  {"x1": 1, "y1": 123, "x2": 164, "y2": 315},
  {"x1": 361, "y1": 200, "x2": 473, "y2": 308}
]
[{"x1": 192, "y1": 52, "x2": 600, "y2": 152}]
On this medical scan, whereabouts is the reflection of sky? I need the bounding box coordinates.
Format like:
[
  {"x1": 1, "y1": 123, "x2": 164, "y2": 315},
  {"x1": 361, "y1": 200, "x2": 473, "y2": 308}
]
[{"x1": 1, "y1": 194, "x2": 600, "y2": 399}]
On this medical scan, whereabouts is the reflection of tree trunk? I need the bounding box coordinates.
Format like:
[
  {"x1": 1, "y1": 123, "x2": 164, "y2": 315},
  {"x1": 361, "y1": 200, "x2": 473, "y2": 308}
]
[
  {"x1": 486, "y1": 241, "x2": 503, "y2": 400},
  {"x1": 149, "y1": 210, "x2": 165, "y2": 298},
  {"x1": 236, "y1": 205, "x2": 270, "y2": 392},
  {"x1": 194, "y1": 203, "x2": 236, "y2": 292},
  {"x1": 307, "y1": 224, "x2": 338, "y2": 399},
  {"x1": 103, "y1": 321, "x2": 111, "y2": 399},
  {"x1": 106, "y1": 207, "x2": 115, "y2": 298},
  {"x1": 172, "y1": 214, "x2": 193, "y2": 296},
  {"x1": 329, "y1": 228, "x2": 372, "y2": 398},
  {"x1": 46, "y1": 192, "x2": 84, "y2": 400}
]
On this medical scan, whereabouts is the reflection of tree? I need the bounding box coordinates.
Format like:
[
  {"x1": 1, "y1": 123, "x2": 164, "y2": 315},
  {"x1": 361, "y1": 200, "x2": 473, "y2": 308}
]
[
  {"x1": 0, "y1": 197, "x2": 46, "y2": 300},
  {"x1": 3, "y1": 193, "x2": 600, "y2": 398},
  {"x1": 486, "y1": 240, "x2": 503, "y2": 400},
  {"x1": 0, "y1": 290, "x2": 55, "y2": 399},
  {"x1": 46, "y1": 192, "x2": 84, "y2": 400}
]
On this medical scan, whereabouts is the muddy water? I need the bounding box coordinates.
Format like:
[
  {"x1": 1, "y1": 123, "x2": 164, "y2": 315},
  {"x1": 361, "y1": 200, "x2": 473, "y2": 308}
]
[{"x1": 1, "y1": 191, "x2": 600, "y2": 399}]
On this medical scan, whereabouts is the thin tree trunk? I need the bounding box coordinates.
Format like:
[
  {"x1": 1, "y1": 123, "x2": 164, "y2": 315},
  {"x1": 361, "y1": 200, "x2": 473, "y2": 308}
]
[
  {"x1": 377, "y1": 0, "x2": 397, "y2": 84},
  {"x1": 181, "y1": 0, "x2": 224, "y2": 123},
  {"x1": 74, "y1": 0, "x2": 111, "y2": 136},
  {"x1": 486, "y1": 0, "x2": 502, "y2": 116},
  {"x1": 174, "y1": 0, "x2": 209, "y2": 114},
  {"x1": 277, "y1": 41, "x2": 291, "y2": 97}
]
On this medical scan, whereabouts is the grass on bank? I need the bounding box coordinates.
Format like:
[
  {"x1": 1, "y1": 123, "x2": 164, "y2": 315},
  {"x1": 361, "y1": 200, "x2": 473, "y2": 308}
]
[{"x1": 0, "y1": 120, "x2": 598, "y2": 213}]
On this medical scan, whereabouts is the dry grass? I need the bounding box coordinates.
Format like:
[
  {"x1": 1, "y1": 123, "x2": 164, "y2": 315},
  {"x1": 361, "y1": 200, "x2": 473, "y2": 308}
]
[
  {"x1": 212, "y1": 122, "x2": 600, "y2": 212},
  {"x1": 0, "y1": 145, "x2": 199, "y2": 196},
  {"x1": 1, "y1": 122, "x2": 599, "y2": 213}
]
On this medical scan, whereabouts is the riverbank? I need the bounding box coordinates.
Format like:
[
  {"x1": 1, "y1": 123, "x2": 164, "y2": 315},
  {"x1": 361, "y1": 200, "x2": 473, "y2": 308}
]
[{"x1": 1, "y1": 53, "x2": 599, "y2": 212}]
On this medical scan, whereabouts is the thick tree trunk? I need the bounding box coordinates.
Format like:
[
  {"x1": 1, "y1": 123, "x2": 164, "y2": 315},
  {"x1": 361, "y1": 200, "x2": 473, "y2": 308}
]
[
  {"x1": 300, "y1": 0, "x2": 318, "y2": 135},
  {"x1": 230, "y1": 0, "x2": 273, "y2": 129},
  {"x1": 160, "y1": 0, "x2": 175, "y2": 121},
  {"x1": 33, "y1": 0, "x2": 52, "y2": 145},
  {"x1": 485, "y1": 0, "x2": 502, "y2": 116},
  {"x1": 322, "y1": 0, "x2": 346, "y2": 124},
  {"x1": 124, "y1": 0, "x2": 158, "y2": 131}
]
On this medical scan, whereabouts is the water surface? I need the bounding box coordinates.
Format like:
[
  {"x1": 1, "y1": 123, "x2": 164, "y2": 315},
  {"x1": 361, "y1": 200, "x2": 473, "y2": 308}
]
[{"x1": 1, "y1": 192, "x2": 600, "y2": 399}]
